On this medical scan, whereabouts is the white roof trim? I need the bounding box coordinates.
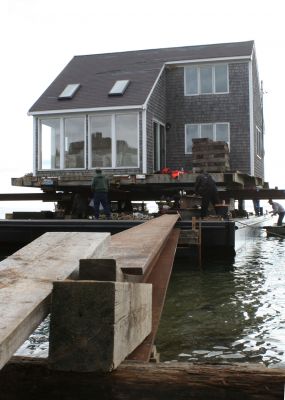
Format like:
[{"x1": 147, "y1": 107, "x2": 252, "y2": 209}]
[
  {"x1": 165, "y1": 55, "x2": 252, "y2": 66},
  {"x1": 143, "y1": 65, "x2": 166, "y2": 108},
  {"x1": 28, "y1": 105, "x2": 143, "y2": 116}
]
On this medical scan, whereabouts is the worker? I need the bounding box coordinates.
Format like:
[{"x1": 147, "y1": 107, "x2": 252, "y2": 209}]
[
  {"x1": 91, "y1": 169, "x2": 111, "y2": 219},
  {"x1": 194, "y1": 171, "x2": 219, "y2": 217},
  {"x1": 268, "y1": 199, "x2": 285, "y2": 226}
]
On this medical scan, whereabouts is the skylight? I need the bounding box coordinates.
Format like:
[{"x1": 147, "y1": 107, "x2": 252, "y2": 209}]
[
  {"x1": 58, "y1": 83, "x2": 81, "y2": 99},
  {"x1": 108, "y1": 80, "x2": 130, "y2": 96}
]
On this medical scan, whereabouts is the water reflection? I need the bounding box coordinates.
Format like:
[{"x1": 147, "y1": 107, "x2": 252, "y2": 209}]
[{"x1": 156, "y1": 231, "x2": 285, "y2": 367}]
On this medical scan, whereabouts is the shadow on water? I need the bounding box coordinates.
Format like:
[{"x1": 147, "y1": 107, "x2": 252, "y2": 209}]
[{"x1": 156, "y1": 230, "x2": 285, "y2": 367}]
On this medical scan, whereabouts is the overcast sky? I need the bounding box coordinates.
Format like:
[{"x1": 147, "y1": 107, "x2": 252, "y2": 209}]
[{"x1": 1, "y1": 0, "x2": 284, "y2": 213}]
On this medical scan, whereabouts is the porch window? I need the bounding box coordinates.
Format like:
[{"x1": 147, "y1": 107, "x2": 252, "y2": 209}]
[
  {"x1": 39, "y1": 118, "x2": 60, "y2": 169},
  {"x1": 64, "y1": 117, "x2": 85, "y2": 168},
  {"x1": 89, "y1": 113, "x2": 138, "y2": 168},
  {"x1": 39, "y1": 116, "x2": 85, "y2": 170},
  {"x1": 185, "y1": 122, "x2": 230, "y2": 153},
  {"x1": 184, "y1": 64, "x2": 228, "y2": 95},
  {"x1": 115, "y1": 114, "x2": 138, "y2": 167},
  {"x1": 90, "y1": 115, "x2": 112, "y2": 168}
]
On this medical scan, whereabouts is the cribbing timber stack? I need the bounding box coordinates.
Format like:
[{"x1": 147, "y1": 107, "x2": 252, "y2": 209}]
[
  {"x1": 192, "y1": 138, "x2": 230, "y2": 173},
  {"x1": 178, "y1": 216, "x2": 202, "y2": 267}
]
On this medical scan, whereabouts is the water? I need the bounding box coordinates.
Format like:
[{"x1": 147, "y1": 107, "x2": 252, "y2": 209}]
[
  {"x1": 16, "y1": 229, "x2": 285, "y2": 368},
  {"x1": 156, "y1": 230, "x2": 285, "y2": 367}
]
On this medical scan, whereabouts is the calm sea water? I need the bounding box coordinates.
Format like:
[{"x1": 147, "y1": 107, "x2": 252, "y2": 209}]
[
  {"x1": 156, "y1": 229, "x2": 285, "y2": 367},
  {"x1": 16, "y1": 228, "x2": 285, "y2": 368}
]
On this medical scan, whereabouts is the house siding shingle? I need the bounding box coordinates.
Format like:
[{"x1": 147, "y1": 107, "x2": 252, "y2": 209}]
[{"x1": 165, "y1": 62, "x2": 255, "y2": 175}]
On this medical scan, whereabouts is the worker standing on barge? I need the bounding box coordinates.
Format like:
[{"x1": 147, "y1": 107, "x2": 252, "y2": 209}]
[
  {"x1": 91, "y1": 169, "x2": 111, "y2": 219},
  {"x1": 194, "y1": 171, "x2": 219, "y2": 218},
  {"x1": 268, "y1": 199, "x2": 285, "y2": 226}
]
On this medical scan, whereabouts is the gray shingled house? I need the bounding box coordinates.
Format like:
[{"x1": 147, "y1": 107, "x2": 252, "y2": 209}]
[{"x1": 28, "y1": 40, "x2": 264, "y2": 181}]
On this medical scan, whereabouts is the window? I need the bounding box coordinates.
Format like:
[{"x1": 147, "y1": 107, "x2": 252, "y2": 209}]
[
  {"x1": 39, "y1": 113, "x2": 139, "y2": 170},
  {"x1": 200, "y1": 66, "x2": 212, "y2": 94},
  {"x1": 108, "y1": 80, "x2": 130, "y2": 96},
  {"x1": 215, "y1": 64, "x2": 228, "y2": 92},
  {"x1": 185, "y1": 64, "x2": 228, "y2": 95},
  {"x1": 256, "y1": 126, "x2": 263, "y2": 157},
  {"x1": 64, "y1": 117, "x2": 85, "y2": 168},
  {"x1": 185, "y1": 123, "x2": 230, "y2": 153},
  {"x1": 58, "y1": 83, "x2": 80, "y2": 99},
  {"x1": 90, "y1": 115, "x2": 112, "y2": 168},
  {"x1": 39, "y1": 116, "x2": 85, "y2": 170},
  {"x1": 115, "y1": 114, "x2": 138, "y2": 167},
  {"x1": 39, "y1": 119, "x2": 60, "y2": 169},
  {"x1": 89, "y1": 113, "x2": 138, "y2": 168}
]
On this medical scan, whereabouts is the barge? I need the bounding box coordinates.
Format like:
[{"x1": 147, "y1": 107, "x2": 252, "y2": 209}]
[{"x1": 0, "y1": 214, "x2": 271, "y2": 261}]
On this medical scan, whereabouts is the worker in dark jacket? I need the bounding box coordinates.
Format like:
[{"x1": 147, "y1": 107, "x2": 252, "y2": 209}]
[
  {"x1": 91, "y1": 169, "x2": 111, "y2": 219},
  {"x1": 194, "y1": 171, "x2": 219, "y2": 217}
]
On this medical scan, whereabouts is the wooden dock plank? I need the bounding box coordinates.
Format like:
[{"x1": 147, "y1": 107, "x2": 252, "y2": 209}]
[
  {"x1": 99, "y1": 214, "x2": 179, "y2": 275},
  {"x1": 0, "y1": 232, "x2": 110, "y2": 370}
]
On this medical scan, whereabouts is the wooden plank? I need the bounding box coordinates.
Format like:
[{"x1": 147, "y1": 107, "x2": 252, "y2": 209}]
[
  {"x1": 0, "y1": 232, "x2": 110, "y2": 370},
  {"x1": 49, "y1": 280, "x2": 152, "y2": 372},
  {"x1": 99, "y1": 214, "x2": 179, "y2": 275},
  {"x1": 1, "y1": 358, "x2": 284, "y2": 400}
]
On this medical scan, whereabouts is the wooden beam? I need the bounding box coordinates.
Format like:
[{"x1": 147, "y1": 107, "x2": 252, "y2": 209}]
[
  {"x1": 49, "y1": 280, "x2": 152, "y2": 372},
  {"x1": 79, "y1": 258, "x2": 124, "y2": 282},
  {"x1": 1, "y1": 358, "x2": 284, "y2": 400},
  {"x1": 0, "y1": 232, "x2": 110, "y2": 370}
]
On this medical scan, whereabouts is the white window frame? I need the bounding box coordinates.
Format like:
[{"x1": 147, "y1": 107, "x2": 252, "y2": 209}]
[
  {"x1": 38, "y1": 114, "x2": 86, "y2": 171},
  {"x1": 185, "y1": 122, "x2": 230, "y2": 154},
  {"x1": 38, "y1": 112, "x2": 140, "y2": 171},
  {"x1": 256, "y1": 126, "x2": 263, "y2": 158},
  {"x1": 152, "y1": 118, "x2": 166, "y2": 172},
  {"x1": 88, "y1": 111, "x2": 140, "y2": 169},
  {"x1": 184, "y1": 64, "x2": 229, "y2": 96}
]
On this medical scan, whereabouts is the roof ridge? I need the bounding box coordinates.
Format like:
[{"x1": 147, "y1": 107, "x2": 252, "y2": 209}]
[{"x1": 74, "y1": 40, "x2": 255, "y2": 59}]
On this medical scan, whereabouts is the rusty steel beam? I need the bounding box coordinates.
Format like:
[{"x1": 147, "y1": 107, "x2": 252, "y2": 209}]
[{"x1": 127, "y1": 228, "x2": 180, "y2": 362}]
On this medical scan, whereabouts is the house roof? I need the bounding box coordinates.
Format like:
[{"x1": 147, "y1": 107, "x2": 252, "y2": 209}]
[{"x1": 29, "y1": 40, "x2": 254, "y2": 114}]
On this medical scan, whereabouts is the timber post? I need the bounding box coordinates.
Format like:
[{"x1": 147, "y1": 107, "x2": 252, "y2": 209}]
[{"x1": 48, "y1": 279, "x2": 152, "y2": 372}]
